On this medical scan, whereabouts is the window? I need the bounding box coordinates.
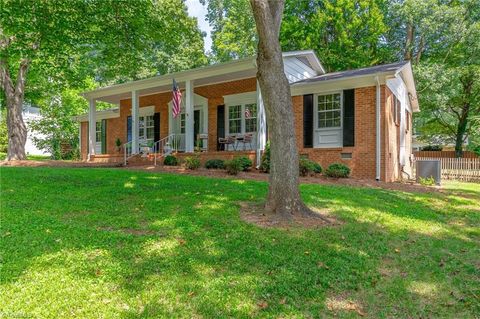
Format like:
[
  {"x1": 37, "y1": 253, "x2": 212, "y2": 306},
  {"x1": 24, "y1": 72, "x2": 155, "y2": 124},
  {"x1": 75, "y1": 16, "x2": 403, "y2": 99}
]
[
  {"x1": 180, "y1": 113, "x2": 186, "y2": 134},
  {"x1": 229, "y1": 105, "x2": 242, "y2": 134},
  {"x1": 393, "y1": 96, "x2": 400, "y2": 125},
  {"x1": 139, "y1": 115, "x2": 154, "y2": 142},
  {"x1": 245, "y1": 103, "x2": 257, "y2": 132},
  {"x1": 95, "y1": 121, "x2": 102, "y2": 143},
  {"x1": 317, "y1": 93, "x2": 341, "y2": 128}
]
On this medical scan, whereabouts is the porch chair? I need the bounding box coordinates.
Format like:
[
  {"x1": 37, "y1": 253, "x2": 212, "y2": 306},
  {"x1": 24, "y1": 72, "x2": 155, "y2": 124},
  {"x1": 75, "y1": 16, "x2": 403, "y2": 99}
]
[
  {"x1": 218, "y1": 135, "x2": 236, "y2": 151},
  {"x1": 238, "y1": 133, "x2": 253, "y2": 150}
]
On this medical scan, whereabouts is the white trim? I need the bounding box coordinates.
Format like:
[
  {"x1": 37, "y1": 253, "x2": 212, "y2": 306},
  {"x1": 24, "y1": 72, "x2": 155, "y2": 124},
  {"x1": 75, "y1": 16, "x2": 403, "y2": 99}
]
[
  {"x1": 291, "y1": 73, "x2": 388, "y2": 96},
  {"x1": 312, "y1": 91, "x2": 343, "y2": 148},
  {"x1": 139, "y1": 105, "x2": 155, "y2": 116},
  {"x1": 313, "y1": 91, "x2": 343, "y2": 131},
  {"x1": 88, "y1": 99, "x2": 96, "y2": 160},
  {"x1": 223, "y1": 91, "x2": 256, "y2": 105}
]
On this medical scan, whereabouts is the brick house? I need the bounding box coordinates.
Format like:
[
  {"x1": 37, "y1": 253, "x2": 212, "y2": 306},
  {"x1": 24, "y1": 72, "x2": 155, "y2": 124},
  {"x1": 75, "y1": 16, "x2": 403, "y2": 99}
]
[{"x1": 75, "y1": 50, "x2": 419, "y2": 182}]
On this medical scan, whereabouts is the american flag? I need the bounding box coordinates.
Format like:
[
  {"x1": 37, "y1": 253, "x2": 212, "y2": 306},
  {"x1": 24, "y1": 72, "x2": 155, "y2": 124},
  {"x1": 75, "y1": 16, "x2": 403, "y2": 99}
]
[
  {"x1": 172, "y1": 79, "x2": 182, "y2": 118},
  {"x1": 245, "y1": 107, "x2": 251, "y2": 119}
]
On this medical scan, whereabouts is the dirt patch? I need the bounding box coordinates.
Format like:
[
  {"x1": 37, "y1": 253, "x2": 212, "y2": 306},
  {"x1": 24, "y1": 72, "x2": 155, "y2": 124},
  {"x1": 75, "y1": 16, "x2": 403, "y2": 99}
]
[
  {"x1": 325, "y1": 292, "x2": 366, "y2": 317},
  {"x1": 239, "y1": 202, "x2": 340, "y2": 229}
]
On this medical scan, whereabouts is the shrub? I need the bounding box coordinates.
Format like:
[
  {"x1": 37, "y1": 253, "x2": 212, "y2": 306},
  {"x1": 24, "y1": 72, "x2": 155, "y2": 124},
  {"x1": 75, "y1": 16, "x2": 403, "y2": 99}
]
[
  {"x1": 205, "y1": 159, "x2": 225, "y2": 169},
  {"x1": 325, "y1": 163, "x2": 351, "y2": 178},
  {"x1": 312, "y1": 162, "x2": 322, "y2": 174},
  {"x1": 225, "y1": 158, "x2": 242, "y2": 175},
  {"x1": 184, "y1": 156, "x2": 201, "y2": 170},
  {"x1": 299, "y1": 158, "x2": 315, "y2": 177},
  {"x1": 419, "y1": 176, "x2": 435, "y2": 186},
  {"x1": 236, "y1": 156, "x2": 252, "y2": 171},
  {"x1": 163, "y1": 154, "x2": 178, "y2": 166},
  {"x1": 298, "y1": 158, "x2": 322, "y2": 177},
  {"x1": 260, "y1": 141, "x2": 270, "y2": 172}
]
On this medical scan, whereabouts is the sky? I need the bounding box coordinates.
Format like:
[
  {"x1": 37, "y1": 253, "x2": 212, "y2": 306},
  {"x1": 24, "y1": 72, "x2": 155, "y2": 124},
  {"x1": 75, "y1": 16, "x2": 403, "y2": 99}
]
[{"x1": 185, "y1": 0, "x2": 213, "y2": 52}]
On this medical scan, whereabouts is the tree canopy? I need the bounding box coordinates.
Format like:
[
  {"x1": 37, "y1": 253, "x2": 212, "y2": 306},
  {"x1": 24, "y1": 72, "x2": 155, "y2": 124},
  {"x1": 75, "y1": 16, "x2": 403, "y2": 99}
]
[{"x1": 1, "y1": 0, "x2": 207, "y2": 159}]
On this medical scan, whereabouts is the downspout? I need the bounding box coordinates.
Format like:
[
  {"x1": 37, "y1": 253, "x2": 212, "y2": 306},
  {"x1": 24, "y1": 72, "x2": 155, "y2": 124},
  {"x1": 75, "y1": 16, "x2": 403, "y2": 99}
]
[{"x1": 375, "y1": 75, "x2": 381, "y2": 181}]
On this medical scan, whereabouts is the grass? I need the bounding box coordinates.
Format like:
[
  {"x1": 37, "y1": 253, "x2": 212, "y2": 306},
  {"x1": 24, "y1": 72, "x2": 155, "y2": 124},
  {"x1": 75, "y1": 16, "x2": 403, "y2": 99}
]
[
  {"x1": 0, "y1": 167, "x2": 478, "y2": 318},
  {"x1": 0, "y1": 152, "x2": 51, "y2": 161}
]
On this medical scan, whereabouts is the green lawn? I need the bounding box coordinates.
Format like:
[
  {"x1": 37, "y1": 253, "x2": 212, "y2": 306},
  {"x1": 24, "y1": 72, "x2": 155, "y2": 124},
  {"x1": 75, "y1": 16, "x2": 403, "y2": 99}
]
[{"x1": 1, "y1": 167, "x2": 478, "y2": 318}]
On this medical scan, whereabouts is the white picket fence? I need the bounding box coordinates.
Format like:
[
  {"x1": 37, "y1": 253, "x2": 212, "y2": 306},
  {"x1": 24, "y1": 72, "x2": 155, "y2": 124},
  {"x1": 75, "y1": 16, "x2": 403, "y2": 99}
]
[{"x1": 414, "y1": 157, "x2": 480, "y2": 182}]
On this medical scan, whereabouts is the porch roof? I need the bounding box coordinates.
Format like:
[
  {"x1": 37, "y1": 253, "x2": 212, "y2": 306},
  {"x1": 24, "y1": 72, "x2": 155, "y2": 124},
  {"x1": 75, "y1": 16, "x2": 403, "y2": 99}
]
[{"x1": 81, "y1": 50, "x2": 324, "y2": 105}]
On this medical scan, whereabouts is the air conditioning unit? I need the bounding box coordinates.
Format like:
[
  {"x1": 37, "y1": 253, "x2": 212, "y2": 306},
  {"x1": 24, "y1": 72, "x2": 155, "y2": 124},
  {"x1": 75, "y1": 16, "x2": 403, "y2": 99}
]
[{"x1": 416, "y1": 159, "x2": 441, "y2": 185}]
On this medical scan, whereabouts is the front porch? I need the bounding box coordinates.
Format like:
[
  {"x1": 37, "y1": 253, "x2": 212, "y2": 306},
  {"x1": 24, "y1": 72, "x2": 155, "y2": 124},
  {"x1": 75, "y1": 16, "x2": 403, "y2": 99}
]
[{"x1": 78, "y1": 76, "x2": 267, "y2": 166}]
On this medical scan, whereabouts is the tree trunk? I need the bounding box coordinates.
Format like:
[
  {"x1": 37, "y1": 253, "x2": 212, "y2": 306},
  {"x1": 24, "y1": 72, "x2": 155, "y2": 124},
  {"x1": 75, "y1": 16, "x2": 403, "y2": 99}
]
[
  {"x1": 0, "y1": 59, "x2": 29, "y2": 160},
  {"x1": 404, "y1": 23, "x2": 414, "y2": 61},
  {"x1": 455, "y1": 73, "x2": 474, "y2": 158},
  {"x1": 250, "y1": 0, "x2": 324, "y2": 220},
  {"x1": 455, "y1": 115, "x2": 467, "y2": 158}
]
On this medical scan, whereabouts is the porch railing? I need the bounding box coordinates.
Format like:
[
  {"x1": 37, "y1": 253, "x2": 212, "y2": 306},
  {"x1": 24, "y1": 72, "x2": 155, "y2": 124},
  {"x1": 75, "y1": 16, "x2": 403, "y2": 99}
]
[
  {"x1": 123, "y1": 141, "x2": 135, "y2": 166},
  {"x1": 153, "y1": 134, "x2": 181, "y2": 166}
]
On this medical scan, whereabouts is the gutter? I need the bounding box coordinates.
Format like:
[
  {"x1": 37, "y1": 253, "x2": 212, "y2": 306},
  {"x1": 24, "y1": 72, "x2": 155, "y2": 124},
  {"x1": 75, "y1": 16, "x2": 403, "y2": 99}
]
[{"x1": 375, "y1": 75, "x2": 381, "y2": 181}]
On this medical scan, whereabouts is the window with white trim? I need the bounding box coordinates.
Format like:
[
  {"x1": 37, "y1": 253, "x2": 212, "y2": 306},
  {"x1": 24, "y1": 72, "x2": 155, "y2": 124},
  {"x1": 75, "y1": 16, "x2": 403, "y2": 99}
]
[
  {"x1": 245, "y1": 103, "x2": 257, "y2": 132},
  {"x1": 180, "y1": 113, "x2": 186, "y2": 134},
  {"x1": 139, "y1": 115, "x2": 154, "y2": 143},
  {"x1": 317, "y1": 93, "x2": 341, "y2": 128},
  {"x1": 95, "y1": 121, "x2": 102, "y2": 143},
  {"x1": 228, "y1": 105, "x2": 242, "y2": 134}
]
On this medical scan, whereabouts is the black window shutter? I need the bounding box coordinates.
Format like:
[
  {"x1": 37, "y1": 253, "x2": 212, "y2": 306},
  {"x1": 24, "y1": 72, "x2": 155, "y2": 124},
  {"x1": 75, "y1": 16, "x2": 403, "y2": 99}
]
[
  {"x1": 303, "y1": 94, "x2": 314, "y2": 148},
  {"x1": 343, "y1": 89, "x2": 355, "y2": 147},
  {"x1": 216, "y1": 105, "x2": 225, "y2": 151},
  {"x1": 153, "y1": 112, "x2": 160, "y2": 142},
  {"x1": 101, "y1": 119, "x2": 107, "y2": 154},
  {"x1": 127, "y1": 116, "x2": 132, "y2": 143}
]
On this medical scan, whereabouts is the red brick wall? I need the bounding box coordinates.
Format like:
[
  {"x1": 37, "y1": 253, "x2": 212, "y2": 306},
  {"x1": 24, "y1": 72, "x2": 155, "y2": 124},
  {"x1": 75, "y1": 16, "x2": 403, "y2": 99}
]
[{"x1": 291, "y1": 87, "x2": 380, "y2": 179}]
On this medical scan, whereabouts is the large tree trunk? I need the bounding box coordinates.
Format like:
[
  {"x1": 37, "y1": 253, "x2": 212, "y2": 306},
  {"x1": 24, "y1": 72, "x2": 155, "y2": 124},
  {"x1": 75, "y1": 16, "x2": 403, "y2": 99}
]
[
  {"x1": 0, "y1": 59, "x2": 28, "y2": 160},
  {"x1": 250, "y1": 0, "x2": 324, "y2": 219}
]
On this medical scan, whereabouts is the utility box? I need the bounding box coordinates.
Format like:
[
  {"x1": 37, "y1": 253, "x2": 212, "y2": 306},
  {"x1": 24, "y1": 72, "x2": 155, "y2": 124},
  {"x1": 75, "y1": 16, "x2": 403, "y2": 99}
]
[{"x1": 416, "y1": 159, "x2": 441, "y2": 185}]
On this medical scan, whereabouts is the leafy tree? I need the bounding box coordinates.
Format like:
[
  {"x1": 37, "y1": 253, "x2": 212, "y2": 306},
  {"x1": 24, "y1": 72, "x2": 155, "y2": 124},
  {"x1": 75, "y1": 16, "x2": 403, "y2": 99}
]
[
  {"x1": 388, "y1": 0, "x2": 480, "y2": 156},
  {"x1": 201, "y1": 0, "x2": 389, "y2": 70},
  {"x1": 281, "y1": 0, "x2": 390, "y2": 71},
  {"x1": 200, "y1": 0, "x2": 257, "y2": 62},
  {"x1": 0, "y1": 0, "x2": 206, "y2": 160}
]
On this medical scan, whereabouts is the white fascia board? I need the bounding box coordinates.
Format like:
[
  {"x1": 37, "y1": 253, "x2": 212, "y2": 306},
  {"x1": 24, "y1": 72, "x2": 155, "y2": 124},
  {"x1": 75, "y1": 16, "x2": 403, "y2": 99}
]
[
  {"x1": 395, "y1": 62, "x2": 419, "y2": 112},
  {"x1": 81, "y1": 58, "x2": 256, "y2": 100},
  {"x1": 73, "y1": 108, "x2": 120, "y2": 122},
  {"x1": 290, "y1": 73, "x2": 391, "y2": 96},
  {"x1": 223, "y1": 91, "x2": 257, "y2": 105}
]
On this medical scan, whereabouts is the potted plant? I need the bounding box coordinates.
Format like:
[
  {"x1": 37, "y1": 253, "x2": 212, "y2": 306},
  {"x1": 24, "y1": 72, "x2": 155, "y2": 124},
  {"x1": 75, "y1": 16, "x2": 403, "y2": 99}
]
[{"x1": 115, "y1": 138, "x2": 122, "y2": 152}]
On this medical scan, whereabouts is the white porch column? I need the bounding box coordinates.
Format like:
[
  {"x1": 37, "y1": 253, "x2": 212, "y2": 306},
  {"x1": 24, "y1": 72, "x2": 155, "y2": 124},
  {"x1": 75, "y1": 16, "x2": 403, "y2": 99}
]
[
  {"x1": 88, "y1": 99, "x2": 96, "y2": 161},
  {"x1": 256, "y1": 81, "x2": 267, "y2": 167},
  {"x1": 185, "y1": 80, "x2": 194, "y2": 153},
  {"x1": 131, "y1": 90, "x2": 140, "y2": 154}
]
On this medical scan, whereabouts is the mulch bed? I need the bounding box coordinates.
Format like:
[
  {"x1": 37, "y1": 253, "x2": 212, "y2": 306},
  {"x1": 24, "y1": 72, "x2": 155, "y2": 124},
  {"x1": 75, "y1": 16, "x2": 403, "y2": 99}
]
[
  {"x1": 239, "y1": 202, "x2": 340, "y2": 229},
  {"x1": 124, "y1": 164, "x2": 441, "y2": 194}
]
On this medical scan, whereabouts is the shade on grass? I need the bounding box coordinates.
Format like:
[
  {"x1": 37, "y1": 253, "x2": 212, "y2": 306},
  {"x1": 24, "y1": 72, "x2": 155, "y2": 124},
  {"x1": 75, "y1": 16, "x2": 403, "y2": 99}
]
[{"x1": 0, "y1": 167, "x2": 478, "y2": 318}]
